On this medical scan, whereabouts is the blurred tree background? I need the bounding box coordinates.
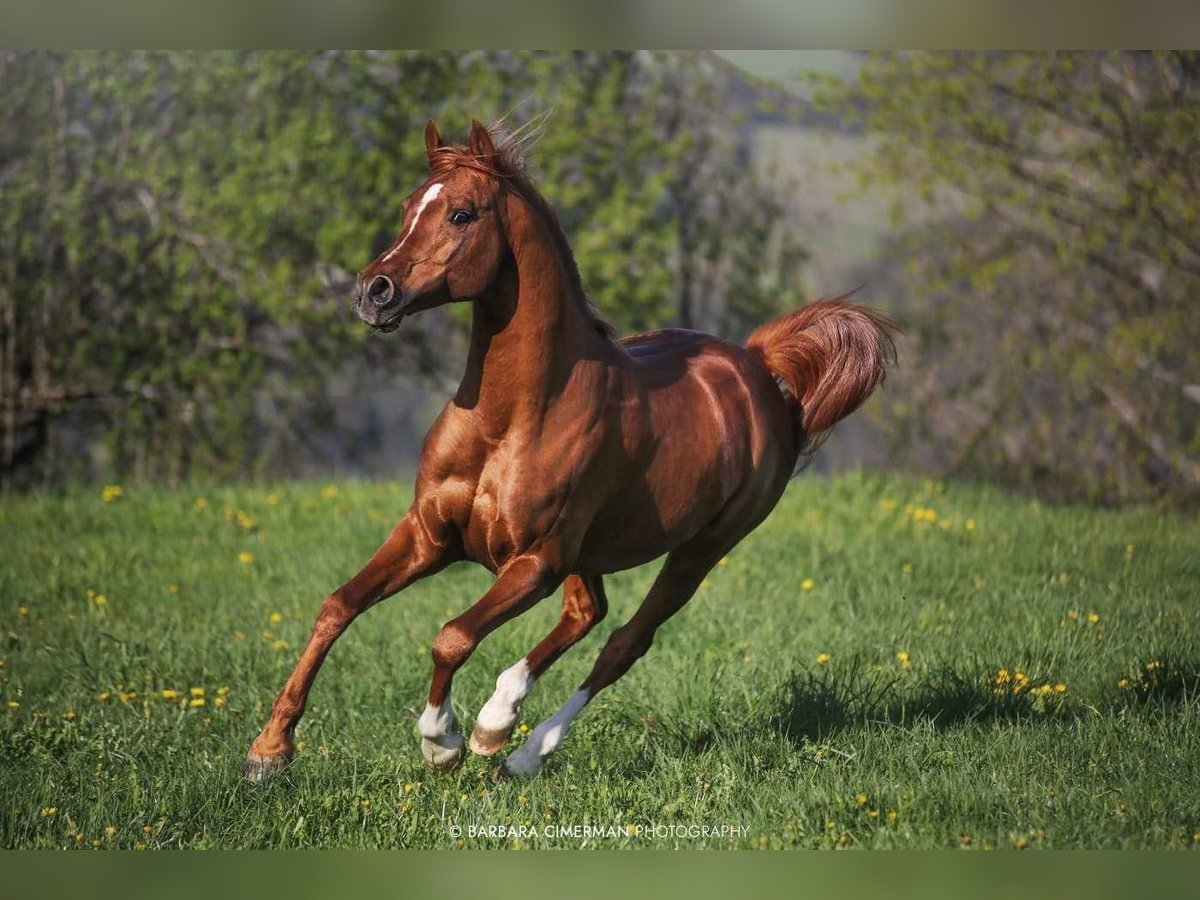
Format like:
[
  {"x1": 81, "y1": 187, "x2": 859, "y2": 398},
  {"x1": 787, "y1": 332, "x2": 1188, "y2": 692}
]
[
  {"x1": 1, "y1": 51, "x2": 1196, "y2": 508},
  {"x1": 0, "y1": 50, "x2": 804, "y2": 488},
  {"x1": 811, "y1": 51, "x2": 1200, "y2": 508}
]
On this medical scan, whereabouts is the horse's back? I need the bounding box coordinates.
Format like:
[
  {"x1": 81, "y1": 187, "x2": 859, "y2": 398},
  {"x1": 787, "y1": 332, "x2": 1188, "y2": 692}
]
[{"x1": 575, "y1": 327, "x2": 797, "y2": 572}]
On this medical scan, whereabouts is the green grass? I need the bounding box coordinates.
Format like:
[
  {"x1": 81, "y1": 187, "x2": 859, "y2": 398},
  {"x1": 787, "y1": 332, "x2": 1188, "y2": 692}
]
[{"x1": 1, "y1": 472, "x2": 1197, "y2": 849}]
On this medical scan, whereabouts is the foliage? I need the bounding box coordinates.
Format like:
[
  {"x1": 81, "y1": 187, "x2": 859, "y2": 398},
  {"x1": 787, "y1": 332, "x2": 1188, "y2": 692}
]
[
  {"x1": 815, "y1": 52, "x2": 1200, "y2": 507},
  {"x1": 1, "y1": 472, "x2": 1197, "y2": 847},
  {"x1": 0, "y1": 51, "x2": 805, "y2": 487}
]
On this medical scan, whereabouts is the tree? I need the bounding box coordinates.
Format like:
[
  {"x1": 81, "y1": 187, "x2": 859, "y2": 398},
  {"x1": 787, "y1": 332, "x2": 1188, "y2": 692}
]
[
  {"x1": 816, "y1": 52, "x2": 1200, "y2": 506},
  {"x1": 0, "y1": 51, "x2": 806, "y2": 488}
]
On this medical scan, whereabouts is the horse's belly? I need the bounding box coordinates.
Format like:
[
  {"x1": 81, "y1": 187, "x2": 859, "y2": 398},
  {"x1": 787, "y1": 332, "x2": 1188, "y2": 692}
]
[{"x1": 575, "y1": 443, "x2": 739, "y2": 573}]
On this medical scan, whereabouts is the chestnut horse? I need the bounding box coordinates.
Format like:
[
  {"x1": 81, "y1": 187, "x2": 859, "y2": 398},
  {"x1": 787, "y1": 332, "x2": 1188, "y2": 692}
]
[{"x1": 244, "y1": 119, "x2": 896, "y2": 781}]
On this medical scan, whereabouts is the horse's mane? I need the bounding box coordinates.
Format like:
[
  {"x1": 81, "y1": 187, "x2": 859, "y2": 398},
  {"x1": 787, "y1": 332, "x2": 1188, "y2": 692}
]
[{"x1": 427, "y1": 123, "x2": 616, "y2": 340}]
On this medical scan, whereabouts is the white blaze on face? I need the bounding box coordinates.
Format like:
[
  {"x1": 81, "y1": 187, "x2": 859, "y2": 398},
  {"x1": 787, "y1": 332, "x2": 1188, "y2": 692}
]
[
  {"x1": 476, "y1": 659, "x2": 535, "y2": 733},
  {"x1": 383, "y1": 181, "x2": 444, "y2": 262},
  {"x1": 503, "y1": 688, "x2": 591, "y2": 776}
]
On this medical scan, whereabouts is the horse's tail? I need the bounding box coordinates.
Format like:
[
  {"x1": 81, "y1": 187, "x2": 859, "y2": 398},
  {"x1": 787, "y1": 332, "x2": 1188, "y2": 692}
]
[{"x1": 746, "y1": 293, "x2": 898, "y2": 456}]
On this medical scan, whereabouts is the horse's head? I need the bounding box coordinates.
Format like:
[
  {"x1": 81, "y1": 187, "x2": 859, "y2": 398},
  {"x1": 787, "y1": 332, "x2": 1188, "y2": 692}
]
[{"x1": 354, "y1": 119, "x2": 509, "y2": 332}]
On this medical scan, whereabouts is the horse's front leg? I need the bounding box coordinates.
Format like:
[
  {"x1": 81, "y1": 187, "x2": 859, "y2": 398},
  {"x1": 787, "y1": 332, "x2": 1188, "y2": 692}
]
[
  {"x1": 244, "y1": 510, "x2": 455, "y2": 782},
  {"x1": 419, "y1": 554, "x2": 564, "y2": 772}
]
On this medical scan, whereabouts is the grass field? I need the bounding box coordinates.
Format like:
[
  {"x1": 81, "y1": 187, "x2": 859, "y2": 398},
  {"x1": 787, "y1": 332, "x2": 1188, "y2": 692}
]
[{"x1": 1, "y1": 472, "x2": 1197, "y2": 849}]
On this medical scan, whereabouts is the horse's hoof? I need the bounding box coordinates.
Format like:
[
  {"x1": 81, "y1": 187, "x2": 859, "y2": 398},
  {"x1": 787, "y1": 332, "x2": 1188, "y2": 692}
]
[
  {"x1": 422, "y1": 734, "x2": 465, "y2": 773},
  {"x1": 468, "y1": 723, "x2": 513, "y2": 757},
  {"x1": 243, "y1": 751, "x2": 290, "y2": 783}
]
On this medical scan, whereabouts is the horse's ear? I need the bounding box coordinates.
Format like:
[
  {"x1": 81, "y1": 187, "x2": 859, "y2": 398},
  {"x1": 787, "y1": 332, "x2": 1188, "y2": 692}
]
[
  {"x1": 468, "y1": 119, "x2": 496, "y2": 160},
  {"x1": 424, "y1": 119, "x2": 445, "y2": 170}
]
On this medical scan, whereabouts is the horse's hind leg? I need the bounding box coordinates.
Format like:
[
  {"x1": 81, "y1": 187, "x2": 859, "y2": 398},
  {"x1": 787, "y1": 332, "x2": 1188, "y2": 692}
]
[
  {"x1": 469, "y1": 574, "x2": 607, "y2": 756},
  {"x1": 419, "y1": 555, "x2": 565, "y2": 772},
  {"x1": 498, "y1": 543, "x2": 722, "y2": 778},
  {"x1": 244, "y1": 511, "x2": 453, "y2": 782}
]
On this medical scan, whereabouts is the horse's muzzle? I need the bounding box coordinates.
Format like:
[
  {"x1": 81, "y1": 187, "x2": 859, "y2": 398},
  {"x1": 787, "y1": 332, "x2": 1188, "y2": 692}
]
[
  {"x1": 366, "y1": 275, "x2": 394, "y2": 307},
  {"x1": 354, "y1": 275, "x2": 405, "y2": 328}
]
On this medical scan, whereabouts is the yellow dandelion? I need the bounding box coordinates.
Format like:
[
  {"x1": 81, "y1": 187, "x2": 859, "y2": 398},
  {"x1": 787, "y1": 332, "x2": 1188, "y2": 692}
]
[
  {"x1": 40, "y1": 806, "x2": 57, "y2": 817},
  {"x1": 519, "y1": 722, "x2": 531, "y2": 734},
  {"x1": 1125, "y1": 544, "x2": 1135, "y2": 556},
  {"x1": 162, "y1": 689, "x2": 180, "y2": 700},
  {"x1": 1146, "y1": 659, "x2": 1161, "y2": 671},
  {"x1": 6, "y1": 701, "x2": 19, "y2": 710},
  {"x1": 167, "y1": 584, "x2": 179, "y2": 595},
  {"x1": 272, "y1": 640, "x2": 289, "y2": 651},
  {"x1": 1057, "y1": 572, "x2": 1070, "y2": 585},
  {"x1": 855, "y1": 793, "x2": 868, "y2": 806},
  {"x1": 801, "y1": 578, "x2": 815, "y2": 591},
  {"x1": 189, "y1": 686, "x2": 204, "y2": 697},
  {"x1": 92, "y1": 594, "x2": 107, "y2": 607},
  {"x1": 214, "y1": 697, "x2": 225, "y2": 707},
  {"x1": 1054, "y1": 683, "x2": 1066, "y2": 693},
  {"x1": 868, "y1": 809, "x2": 879, "y2": 818},
  {"x1": 360, "y1": 798, "x2": 371, "y2": 809},
  {"x1": 266, "y1": 494, "x2": 279, "y2": 507},
  {"x1": 816, "y1": 652, "x2": 831, "y2": 665},
  {"x1": 96, "y1": 691, "x2": 110, "y2": 702},
  {"x1": 62, "y1": 710, "x2": 76, "y2": 721},
  {"x1": 105, "y1": 825, "x2": 116, "y2": 836},
  {"x1": 1087, "y1": 612, "x2": 1100, "y2": 624},
  {"x1": 887, "y1": 810, "x2": 898, "y2": 823},
  {"x1": 18, "y1": 605, "x2": 29, "y2": 616},
  {"x1": 901, "y1": 562, "x2": 913, "y2": 574},
  {"x1": 965, "y1": 519, "x2": 976, "y2": 531},
  {"x1": 1118, "y1": 678, "x2": 1130, "y2": 689},
  {"x1": 269, "y1": 612, "x2": 283, "y2": 624},
  {"x1": 321, "y1": 485, "x2": 339, "y2": 499},
  {"x1": 194, "y1": 498, "x2": 208, "y2": 511},
  {"x1": 100, "y1": 484, "x2": 124, "y2": 502},
  {"x1": 189, "y1": 697, "x2": 205, "y2": 708},
  {"x1": 896, "y1": 651, "x2": 911, "y2": 668},
  {"x1": 238, "y1": 551, "x2": 254, "y2": 565},
  {"x1": 1067, "y1": 609, "x2": 1079, "y2": 621}
]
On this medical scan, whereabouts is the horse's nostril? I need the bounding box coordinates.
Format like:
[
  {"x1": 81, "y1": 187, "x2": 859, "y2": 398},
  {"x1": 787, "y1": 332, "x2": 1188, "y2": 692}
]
[{"x1": 367, "y1": 275, "x2": 394, "y2": 306}]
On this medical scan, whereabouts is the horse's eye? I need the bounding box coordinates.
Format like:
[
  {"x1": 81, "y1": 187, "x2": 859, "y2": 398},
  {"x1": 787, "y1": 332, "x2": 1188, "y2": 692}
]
[{"x1": 450, "y1": 209, "x2": 474, "y2": 226}]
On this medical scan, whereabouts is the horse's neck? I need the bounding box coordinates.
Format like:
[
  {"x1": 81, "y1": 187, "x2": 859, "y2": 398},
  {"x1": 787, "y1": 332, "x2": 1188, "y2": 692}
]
[{"x1": 455, "y1": 192, "x2": 606, "y2": 423}]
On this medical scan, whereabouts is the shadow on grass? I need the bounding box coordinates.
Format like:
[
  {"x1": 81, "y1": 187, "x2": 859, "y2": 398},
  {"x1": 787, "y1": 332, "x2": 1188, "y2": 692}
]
[
  {"x1": 546, "y1": 656, "x2": 1199, "y2": 779},
  {"x1": 766, "y1": 654, "x2": 1200, "y2": 745}
]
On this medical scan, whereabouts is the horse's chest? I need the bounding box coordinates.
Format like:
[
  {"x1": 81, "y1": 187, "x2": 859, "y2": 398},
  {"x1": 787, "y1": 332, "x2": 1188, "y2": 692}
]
[{"x1": 459, "y1": 451, "x2": 574, "y2": 571}]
